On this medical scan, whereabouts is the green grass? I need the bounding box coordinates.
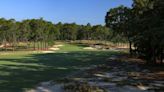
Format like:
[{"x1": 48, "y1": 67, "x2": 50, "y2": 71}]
[
  {"x1": 56, "y1": 43, "x2": 88, "y2": 52},
  {"x1": 0, "y1": 42, "x2": 121, "y2": 92}
]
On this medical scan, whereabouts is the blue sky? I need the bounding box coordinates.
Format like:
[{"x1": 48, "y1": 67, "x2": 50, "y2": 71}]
[{"x1": 0, "y1": 0, "x2": 133, "y2": 25}]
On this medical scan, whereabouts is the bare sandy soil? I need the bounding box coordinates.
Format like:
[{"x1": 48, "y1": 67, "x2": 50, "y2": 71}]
[{"x1": 26, "y1": 55, "x2": 164, "y2": 92}]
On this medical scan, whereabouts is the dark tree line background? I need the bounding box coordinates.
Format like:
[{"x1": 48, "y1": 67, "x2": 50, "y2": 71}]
[
  {"x1": 0, "y1": 18, "x2": 127, "y2": 50},
  {"x1": 106, "y1": 0, "x2": 164, "y2": 64}
]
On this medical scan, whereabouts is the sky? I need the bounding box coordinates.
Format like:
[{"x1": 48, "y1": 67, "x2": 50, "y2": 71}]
[{"x1": 0, "y1": 0, "x2": 133, "y2": 25}]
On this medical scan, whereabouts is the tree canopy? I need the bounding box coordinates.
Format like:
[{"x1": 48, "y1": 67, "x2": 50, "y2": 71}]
[{"x1": 105, "y1": 0, "x2": 164, "y2": 64}]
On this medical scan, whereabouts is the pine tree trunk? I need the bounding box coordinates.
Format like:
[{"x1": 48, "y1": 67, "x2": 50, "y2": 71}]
[
  {"x1": 160, "y1": 48, "x2": 163, "y2": 64},
  {"x1": 129, "y1": 41, "x2": 132, "y2": 56},
  {"x1": 45, "y1": 41, "x2": 46, "y2": 50},
  {"x1": 5, "y1": 39, "x2": 7, "y2": 51},
  {"x1": 34, "y1": 41, "x2": 36, "y2": 50},
  {"x1": 38, "y1": 41, "x2": 39, "y2": 51},
  {"x1": 41, "y1": 41, "x2": 42, "y2": 50}
]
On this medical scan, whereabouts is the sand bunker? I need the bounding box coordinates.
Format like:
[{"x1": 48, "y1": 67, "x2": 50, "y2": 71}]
[
  {"x1": 83, "y1": 47, "x2": 96, "y2": 50},
  {"x1": 0, "y1": 45, "x2": 4, "y2": 48},
  {"x1": 53, "y1": 45, "x2": 63, "y2": 48},
  {"x1": 48, "y1": 44, "x2": 64, "y2": 51},
  {"x1": 49, "y1": 48, "x2": 60, "y2": 51},
  {"x1": 42, "y1": 51, "x2": 54, "y2": 53}
]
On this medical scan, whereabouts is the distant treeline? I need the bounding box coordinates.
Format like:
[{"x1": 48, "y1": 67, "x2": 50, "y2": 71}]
[
  {"x1": 0, "y1": 18, "x2": 127, "y2": 44},
  {"x1": 0, "y1": 18, "x2": 127, "y2": 48}
]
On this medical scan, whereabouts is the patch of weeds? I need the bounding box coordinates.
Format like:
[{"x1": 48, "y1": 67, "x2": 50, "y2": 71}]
[{"x1": 63, "y1": 81, "x2": 106, "y2": 92}]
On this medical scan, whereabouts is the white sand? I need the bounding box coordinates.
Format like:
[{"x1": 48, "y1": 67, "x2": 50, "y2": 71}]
[
  {"x1": 48, "y1": 44, "x2": 64, "y2": 51},
  {"x1": 42, "y1": 51, "x2": 54, "y2": 53},
  {"x1": 53, "y1": 45, "x2": 63, "y2": 48},
  {"x1": 0, "y1": 45, "x2": 4, "y2": 48},
  {"x1": 49, "y1": 48, "x2": 60, "y2": 51},
  {"x1": 83, "y1": 47, "x2": 96, "y2": 50}
]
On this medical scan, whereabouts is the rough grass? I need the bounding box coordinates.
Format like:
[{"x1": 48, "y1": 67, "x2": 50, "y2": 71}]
[{"x1": 0, "y1": 42, "x2": 121, "y2": 92}]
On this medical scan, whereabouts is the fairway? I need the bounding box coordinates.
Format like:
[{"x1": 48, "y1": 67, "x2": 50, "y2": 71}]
[{"x1": 0, "y1": 43, "x2": 119, "y2": 92}]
